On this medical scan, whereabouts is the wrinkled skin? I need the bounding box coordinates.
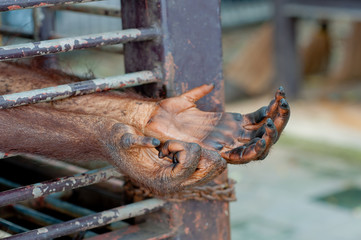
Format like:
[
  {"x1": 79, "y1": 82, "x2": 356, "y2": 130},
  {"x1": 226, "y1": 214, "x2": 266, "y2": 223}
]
[
  {"x1": 108, "y1": 123, "x2": 226, "y2": 194},
  {"x1": 0, "y1": 63, "x2": 290, "y2": 194}
]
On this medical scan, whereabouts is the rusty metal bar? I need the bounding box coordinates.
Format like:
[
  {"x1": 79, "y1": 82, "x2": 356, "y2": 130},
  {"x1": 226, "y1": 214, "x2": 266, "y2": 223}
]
[
  {"x1": 0, "y1": 219, "x2": 28, "y2": 234},
  {"x1": 11, "y1": 204, "x2": 98, "y2": 238},
  {"x1": 6, "y1": 198, "x2": 166, "y2": 240},
  {"x1": 55, "y1": 4, "x2": 121, "y2": 17},
  {"x1": 0, "y1": 70, "x2": 160, "y2": 109},
  {"x1": 0, "y1": 0, "x2": 103, "y2": 12},
  {"x1": 0, "y1": 28, "x2": 159, "y2": 60},
  {"x1": 22, "y1": 155, "x2": 125, "y2": 191},
  {"x1": 0, "y1": 166, "x2": 121, "y2": 207},
  {"x1": 0, "y1": 176, "x2": 127, "y2": 230}
]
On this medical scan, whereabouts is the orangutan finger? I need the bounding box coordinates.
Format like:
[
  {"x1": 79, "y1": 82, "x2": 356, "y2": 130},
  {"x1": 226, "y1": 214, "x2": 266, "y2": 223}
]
[
  {"x1": 180, "y1": 149, "x2": 226, "y2": 188},
  {"x1": 267, "y1": 86, "x2": 286, "y2": 119},
  {"x1": 238, "y1": 126, "x2": 266, "y2": 143},
  {"x1": 120, "y1": 133, "x2": 160, "y2": 149},
  {"x1": 273, "y1": 98, "x2": 290, "y2": 141},
  {"x1": 157, "y1": 140, "x2": 201, "y2": 178},
  {"x1": 242, "y1": 106, "x2": 268, "y2": 126},
  {"x1": 221, "y1": 138, "x2": 266, "y2": 164},
  {"x1": 180, "y1": 84, "x2": 214, "y2": 102}
]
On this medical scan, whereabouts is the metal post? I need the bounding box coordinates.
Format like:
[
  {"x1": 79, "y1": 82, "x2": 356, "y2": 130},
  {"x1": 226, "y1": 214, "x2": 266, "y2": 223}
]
[
  {"x1": 121, "y1": 0, "x2": 230, "y2": 239},
  {"x1": 274, "y1": 0, "x2": 302, "y2": 97}
]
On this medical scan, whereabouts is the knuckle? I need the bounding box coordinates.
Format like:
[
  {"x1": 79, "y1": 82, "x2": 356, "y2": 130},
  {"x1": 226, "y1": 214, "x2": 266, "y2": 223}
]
[
  {"x1": 120, "y1": 133, "x2": 133, "y2": 149},
  {"x1": 189, "y1": 142, "x2": 201, "y2": 154}
]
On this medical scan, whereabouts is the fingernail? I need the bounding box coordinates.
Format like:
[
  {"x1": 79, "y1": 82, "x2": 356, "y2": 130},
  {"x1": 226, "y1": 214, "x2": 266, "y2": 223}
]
[
  {"x1": 152, "y1": 138, "x2": 160, "y2": 147},
  {"x1": 158, "y1": 151, "x2": 164, "y2": 158},
  {"x1": 278, "y1": 86, "x2": 286, "y2": 97},
  {"x1": 266, "y1": 118, "x2": 274, "y2": 128},
  {"x1": 280, "y1": 98, "x2": 289, "y2": 109}
]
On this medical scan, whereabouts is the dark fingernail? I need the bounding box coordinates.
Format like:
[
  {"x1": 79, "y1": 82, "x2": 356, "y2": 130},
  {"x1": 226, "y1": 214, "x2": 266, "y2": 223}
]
[
  {"x1": 266, "y1": 118, "x2": 274, "y2": 128},
  {"x1": 278, "y1": 86, "x2": 286, "y2": 96},
  {"x1": 232, "y1": 113, "x2": 242, "y2": 121},
  {"x1": 280, "y1": 98, "x2": 289, "y2": 109},
  {"x1": 152, "y1": 138, "x2": 160, "y2": 147},
  {"x1": 158, "y1": 151, "x2": 164, "y2": 158}
]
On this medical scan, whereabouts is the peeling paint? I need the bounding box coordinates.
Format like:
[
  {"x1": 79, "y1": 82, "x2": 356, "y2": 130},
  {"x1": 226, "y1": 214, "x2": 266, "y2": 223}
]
[
  {"x1": 0, "y1": 70, "x2": 160, "y2": 109},
  {"x1": 37, "y1": 228, "x2": 48, "y2": 234},
  {"x1": 32, "y1": 187, "x2": 42, "y2": 198},
  {"x1": 0, "y1": 28, "x2": 159, "y2": 60}
]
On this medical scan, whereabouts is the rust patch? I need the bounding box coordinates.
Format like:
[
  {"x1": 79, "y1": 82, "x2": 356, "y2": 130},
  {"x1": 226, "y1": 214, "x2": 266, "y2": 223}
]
[
  {"x1": 164, "y1": 52, "x2": 176, "y2": 82},
  {"x1": 7, "y1": 5, "x2": 21, "y2": 10}
]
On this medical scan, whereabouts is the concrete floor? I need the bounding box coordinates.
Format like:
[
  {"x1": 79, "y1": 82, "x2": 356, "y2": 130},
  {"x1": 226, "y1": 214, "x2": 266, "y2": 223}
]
[{"x1": 226, "y1": 96, "x2": 361, "y2": 240}]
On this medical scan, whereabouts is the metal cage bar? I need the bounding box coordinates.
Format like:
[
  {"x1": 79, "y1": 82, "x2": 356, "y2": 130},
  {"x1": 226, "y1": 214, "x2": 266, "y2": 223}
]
[
  {"x1": 0, "y1": 0, "x2": 230, "y2": 239},
  {"x1": 0, "y1": 0, "x2": 103, "y2": 12},
  {"x1": 5, "y1": 198, "x2": 166, "y2": 240},
  {"x1": 55, "y1": 4, "x2": 121, "y2": 17},
  {"x1": 0, "y1": 166, "x2": 121, "y2": 207},
  {"x1": 0, "y1": 28, "x2": 160, "y2": 60},
  {"x1": 0, "y1": 70, "x2": 160, "y2": 109},
  {"x1": 0, "y1": 176, "x2": 128, "y2": 231}
]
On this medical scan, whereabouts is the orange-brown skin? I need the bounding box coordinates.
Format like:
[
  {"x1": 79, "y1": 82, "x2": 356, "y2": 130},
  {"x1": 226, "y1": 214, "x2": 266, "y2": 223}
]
[{"x1": 0, "y1": 62, "x2": 290, "y2": 193}]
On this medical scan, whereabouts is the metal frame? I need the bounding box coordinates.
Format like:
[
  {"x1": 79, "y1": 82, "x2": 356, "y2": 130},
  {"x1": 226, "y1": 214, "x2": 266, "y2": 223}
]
[
  {"x1": 274, "y1": 0, "x2": 361, "y2": 97},
  {"x1": 0, "y1": 0, "x2": 230, "y2": 239}
]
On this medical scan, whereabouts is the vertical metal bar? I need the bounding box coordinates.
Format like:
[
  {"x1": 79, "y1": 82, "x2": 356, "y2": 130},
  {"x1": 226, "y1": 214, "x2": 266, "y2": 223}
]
[
  {"x1": 274, "y1": 0, "x2": 302, "y2": 97},
  {"x1": 121, "y1": 0, "x2": 230, "y2": 239},
  {"x1": 33, "y1": 7, "x2": 57, "y2": 67}
]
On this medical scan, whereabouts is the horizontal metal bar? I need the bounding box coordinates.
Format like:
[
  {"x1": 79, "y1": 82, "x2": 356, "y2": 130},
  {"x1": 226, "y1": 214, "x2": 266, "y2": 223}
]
[
  {"x1": 86, "y1": 222, "x2": 175, "y2": 240},
  {"x1": 11, "y1": 204, "x2": 97, "y2": 238},
  {"x1": 0, "y1": 28, "x2": 160, "y2": 60},
  {"x1": 23, "y1": 155, "x2": 125, "y2": 191},
  {"x1": 0, "y1": 219, "x2": 28, "y2": 234},
  {"x1": 0, "y1": 70, "x2": 160, "y2": 109},
  {"x1": 12, "y1": 204, "x2": 63, "y2": 225},
  {"x1": 0, "y1": 166, "x2": 121, "y2": 207},
  {"x1": 55, "y1": 4, "x2": 121, "y2": 17},
  {"x1": 6, "y1": 198, "x2": 166, "y2": 240},
  {"x1": 0, "y1": 175, "x2": 127, "y2": 230},
  {"x1": 284, "y1": 3, "x2": 361, "y2": 20},
  {"x1": 0, "y1": 0, "x2": 103, "y2": 12},
  {"x1": 0, "y1": 177, "x2": 21, "y2": 189}
]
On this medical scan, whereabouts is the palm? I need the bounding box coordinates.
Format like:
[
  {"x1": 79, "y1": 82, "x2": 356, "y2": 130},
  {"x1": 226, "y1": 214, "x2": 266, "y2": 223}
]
[{"x1": 144, "y1": 84, "x2": 290, "y2": 164}]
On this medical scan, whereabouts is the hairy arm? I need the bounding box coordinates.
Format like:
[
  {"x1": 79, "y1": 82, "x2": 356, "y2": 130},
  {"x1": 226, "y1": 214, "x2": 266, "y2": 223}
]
[
  {"x1": 0, "y1": 106, "x2": 112, "y2": 162},
  {"x1": 0, "y1": 106, "x2": 225, "y2": 193},
  {"x1": 0, "y1": 62, "x2": 290, "y2": 164}
]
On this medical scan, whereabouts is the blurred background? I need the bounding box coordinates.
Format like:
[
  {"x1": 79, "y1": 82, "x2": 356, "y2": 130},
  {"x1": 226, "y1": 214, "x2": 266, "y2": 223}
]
[
  {"x1": 221, "y1": 1, "x2": 361, "y2": 240},
  {"x1": 1, "y1": 0, "x2": 361, "y2": 239}
]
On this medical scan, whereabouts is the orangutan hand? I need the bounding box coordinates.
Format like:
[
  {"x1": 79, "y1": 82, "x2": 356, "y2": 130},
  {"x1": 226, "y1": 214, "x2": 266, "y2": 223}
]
[
  {"x1": 144, "y1": 85, "x2": 290, "y2": 164},
  {"x1": 107, "y1": 123, "x2": 226, "y2": 194}
]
